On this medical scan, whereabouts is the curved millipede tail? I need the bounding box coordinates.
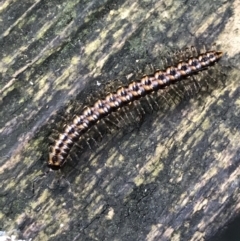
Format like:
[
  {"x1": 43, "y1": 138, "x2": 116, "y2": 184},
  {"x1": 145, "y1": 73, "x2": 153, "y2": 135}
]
[{"x1": 48, "y1": 48, "x2": 223, "y2": 170}]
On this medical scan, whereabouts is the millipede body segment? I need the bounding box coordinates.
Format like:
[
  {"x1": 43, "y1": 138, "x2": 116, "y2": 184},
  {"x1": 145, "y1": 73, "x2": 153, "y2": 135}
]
[{"x1": 48, "y1": 48, "x2": 223, "y2": 170}]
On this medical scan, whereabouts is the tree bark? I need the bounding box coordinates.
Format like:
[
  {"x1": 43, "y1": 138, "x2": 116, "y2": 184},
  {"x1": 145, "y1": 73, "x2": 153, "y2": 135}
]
[{"x1": 0, "y1": 0, "x2": 240, "y2": 240}]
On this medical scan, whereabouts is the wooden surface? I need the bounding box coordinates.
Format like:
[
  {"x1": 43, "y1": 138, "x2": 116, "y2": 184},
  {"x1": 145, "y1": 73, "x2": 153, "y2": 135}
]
[{"x1": 0, "y1": 0, "x2": 240, "y2": 240}]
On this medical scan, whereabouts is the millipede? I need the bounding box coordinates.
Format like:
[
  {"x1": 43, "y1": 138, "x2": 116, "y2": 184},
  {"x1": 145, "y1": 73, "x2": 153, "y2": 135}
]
[{"x1": 48, "y1": 46, "x2": 223, "y2": 170}]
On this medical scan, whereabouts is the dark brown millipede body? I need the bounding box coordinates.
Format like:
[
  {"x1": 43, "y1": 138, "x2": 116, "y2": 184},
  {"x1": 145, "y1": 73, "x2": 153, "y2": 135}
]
[{"x1": 48, "y1": 48, "x2": 223, "y2": 170}]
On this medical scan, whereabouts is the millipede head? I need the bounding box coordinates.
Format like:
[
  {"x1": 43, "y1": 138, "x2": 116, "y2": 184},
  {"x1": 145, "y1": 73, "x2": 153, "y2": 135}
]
[{"x1": 48, "y1": 152, "x2": 64, "y2": 170}]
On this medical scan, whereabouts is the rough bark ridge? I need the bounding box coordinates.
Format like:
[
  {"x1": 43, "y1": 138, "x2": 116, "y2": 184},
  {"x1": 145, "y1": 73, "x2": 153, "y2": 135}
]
[{"x1": 0, "y1": 0, "x2": 240, "y2": 240}]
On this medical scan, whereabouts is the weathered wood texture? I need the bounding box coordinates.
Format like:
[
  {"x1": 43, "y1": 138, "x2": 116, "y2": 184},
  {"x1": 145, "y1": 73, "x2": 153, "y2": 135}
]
[{"x1": 0, "y1": 0, "x2": 240, "y2": 240}]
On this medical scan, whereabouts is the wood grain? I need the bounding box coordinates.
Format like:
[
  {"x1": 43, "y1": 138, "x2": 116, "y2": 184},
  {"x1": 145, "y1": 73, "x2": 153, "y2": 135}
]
[{"x1": 0, "y1": 0, "x2": 240, "y2": 240}]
